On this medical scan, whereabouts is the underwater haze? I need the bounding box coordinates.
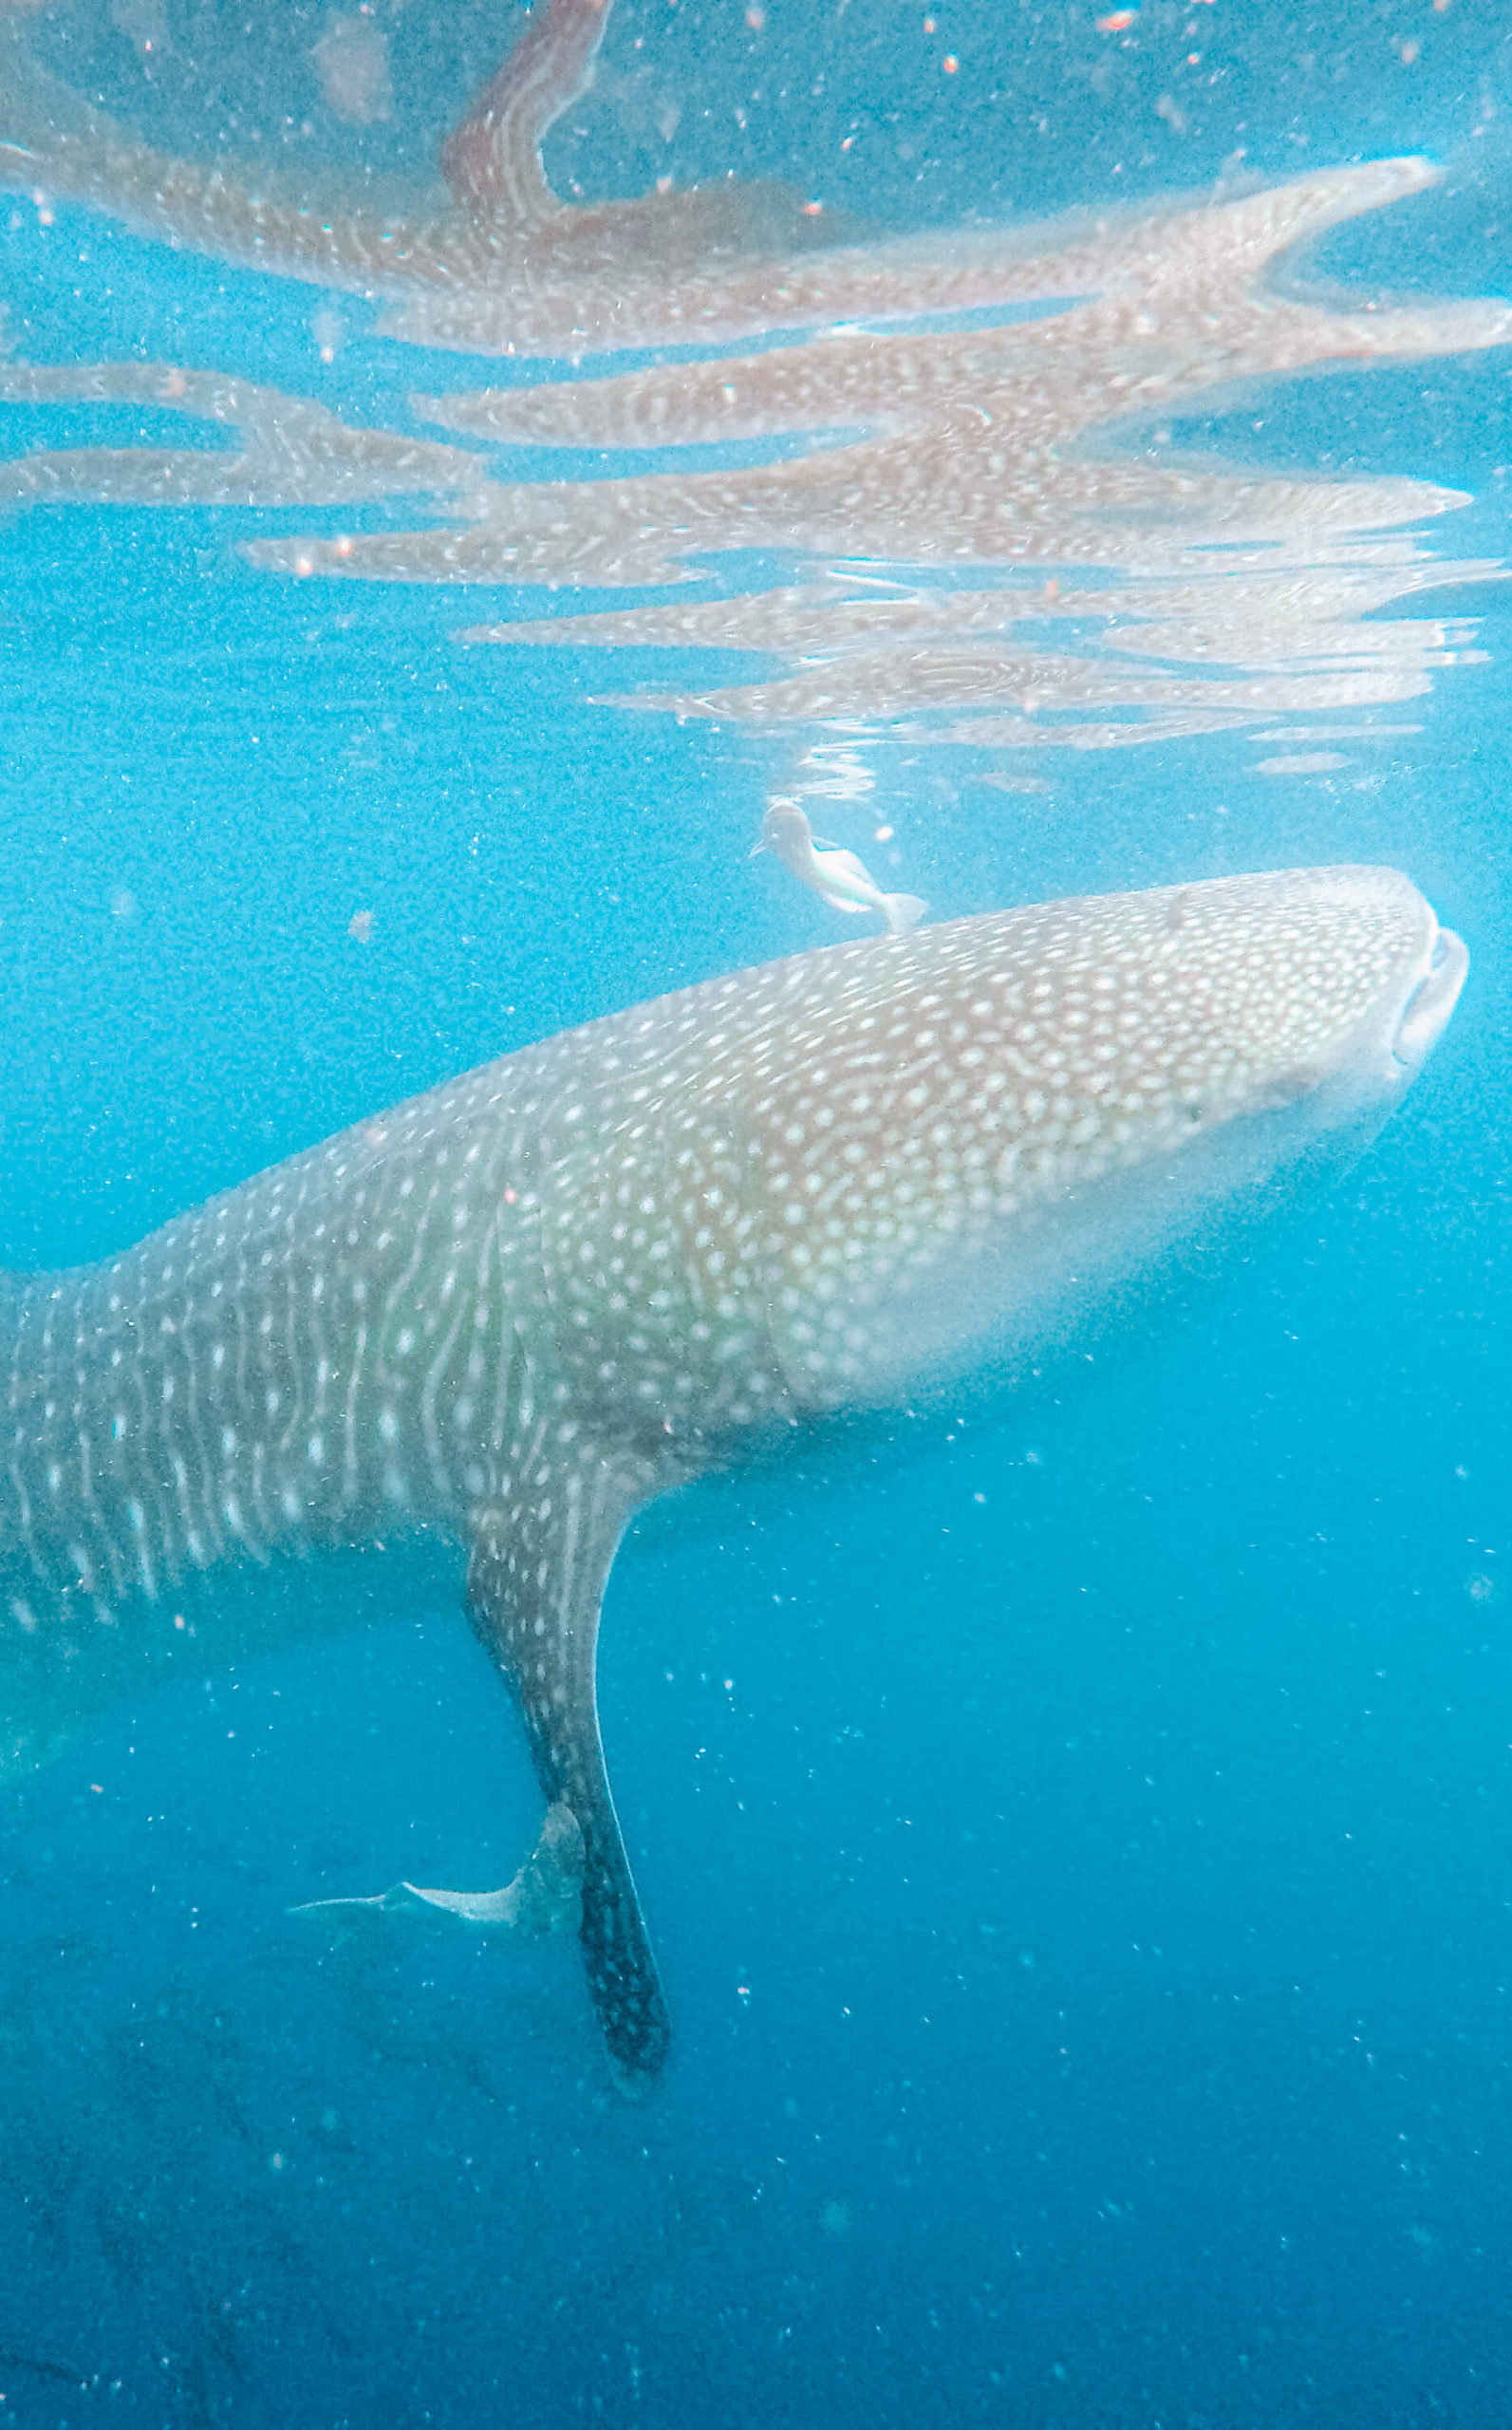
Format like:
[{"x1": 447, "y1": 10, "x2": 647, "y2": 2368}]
[{"x1": 1, "y1": 0, "x2": 1511, "y2": 2421}]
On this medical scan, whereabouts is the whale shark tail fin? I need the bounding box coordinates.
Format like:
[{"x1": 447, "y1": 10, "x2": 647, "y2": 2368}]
[
  {"x1": 466, "y1": 1445, "x2": 669, "y2": 2093},
  {"x1": 881, "y1": 891, "x2": 927, "y2": 935}
]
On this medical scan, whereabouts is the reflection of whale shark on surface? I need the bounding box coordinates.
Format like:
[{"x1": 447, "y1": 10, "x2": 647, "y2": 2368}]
[
  {"x1": 2, "y1": 0, "x2": 1507, "y2": 777},
  {"x1": 0, "y1": 869, "x2": 1466, "y2": 2087}
]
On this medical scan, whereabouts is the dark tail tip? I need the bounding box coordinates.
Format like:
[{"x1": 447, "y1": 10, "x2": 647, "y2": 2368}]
[{"x1": 580, "y1": 1833, "x2": 671, "y2": 2092}]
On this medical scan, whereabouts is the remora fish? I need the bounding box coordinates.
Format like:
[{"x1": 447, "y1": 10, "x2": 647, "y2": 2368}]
[
  {"x1": 752, "y1": 798, "x2": 928, "y2": 935},
  {"x1": 0, "y1": 868, "x2": 1466, "y2": 2086}
]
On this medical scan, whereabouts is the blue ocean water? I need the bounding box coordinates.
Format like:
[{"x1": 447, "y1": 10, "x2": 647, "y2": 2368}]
[{"x1": 0, "y1": 1, "x2": 1510, "y2": 2421}]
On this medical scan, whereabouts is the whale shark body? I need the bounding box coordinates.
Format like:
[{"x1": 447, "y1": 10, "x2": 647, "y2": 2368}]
[{"x1": 0, "y1": 868, "x2": 1466, "y2": 2085}]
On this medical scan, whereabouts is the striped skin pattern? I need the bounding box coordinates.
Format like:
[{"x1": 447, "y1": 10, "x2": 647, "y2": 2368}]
[{"x1": 0, "y1": 867, "x2": 1463, "y2": 2084}]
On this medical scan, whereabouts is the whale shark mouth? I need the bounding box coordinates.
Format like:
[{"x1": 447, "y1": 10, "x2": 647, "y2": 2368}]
[{"x1": 1392, "y1": 924, "x2": 1469, "y2": 1075}]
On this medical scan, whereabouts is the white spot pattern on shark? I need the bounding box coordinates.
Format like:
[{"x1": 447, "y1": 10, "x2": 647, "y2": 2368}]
[{"x1": 0, "y1": 868, "x2": 1467, "y2": 2084}]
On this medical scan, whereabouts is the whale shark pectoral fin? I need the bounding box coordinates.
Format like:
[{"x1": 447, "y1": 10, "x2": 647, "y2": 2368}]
[
  {"x1": 288, "y1": 1801, "x2": 584, "y2": 1936},
  {"x1": 466, "y1": 1446, "x2": 670, "y2": 2091}
]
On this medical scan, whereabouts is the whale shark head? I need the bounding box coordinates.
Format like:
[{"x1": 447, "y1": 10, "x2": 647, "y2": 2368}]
[
  {"x1": 471, "y1": 859, "x2": 1468, "y2": 2083},
  {"x1": 681, "y1": 864, "x2": 1466, "y2": 1412}
]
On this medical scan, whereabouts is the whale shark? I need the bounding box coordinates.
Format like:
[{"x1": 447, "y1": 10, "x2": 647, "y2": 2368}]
[{"x1": 0, "y1": 867, "x2": 1466, "y2": 2086}]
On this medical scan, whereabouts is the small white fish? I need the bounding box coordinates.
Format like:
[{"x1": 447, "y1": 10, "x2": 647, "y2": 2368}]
[{"x1": 752, "y1": 798, "x2": 926, "y2": 935}]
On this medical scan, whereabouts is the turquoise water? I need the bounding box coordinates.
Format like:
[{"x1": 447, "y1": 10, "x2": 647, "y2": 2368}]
[{"x1": 1, "y1": 1, "x2": 1510, "y2": 2420}]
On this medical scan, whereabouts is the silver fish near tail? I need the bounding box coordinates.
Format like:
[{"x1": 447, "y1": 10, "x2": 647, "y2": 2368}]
[{"x1": 0, "y1": 869, "x2": 1466, "y2": 2085}]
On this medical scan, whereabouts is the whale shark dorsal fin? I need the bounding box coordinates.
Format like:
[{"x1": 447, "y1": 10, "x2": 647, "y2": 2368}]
[{"x1": 466, "y1": 1440, "x2": 669, "y2": 2091}]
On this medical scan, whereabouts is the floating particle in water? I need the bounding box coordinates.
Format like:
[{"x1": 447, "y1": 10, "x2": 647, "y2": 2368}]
[
  {"x1": 311, "y1": 308, "x2": 346, "y2": 364},
  {"x1": 109, "y1": 0, "x2": 169, "y2": 56}
]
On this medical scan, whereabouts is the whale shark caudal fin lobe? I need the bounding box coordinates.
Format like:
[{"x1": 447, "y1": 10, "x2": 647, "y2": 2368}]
[{"x1": 466, "y1": 1439, "x2": 671, "y2": 2089}]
